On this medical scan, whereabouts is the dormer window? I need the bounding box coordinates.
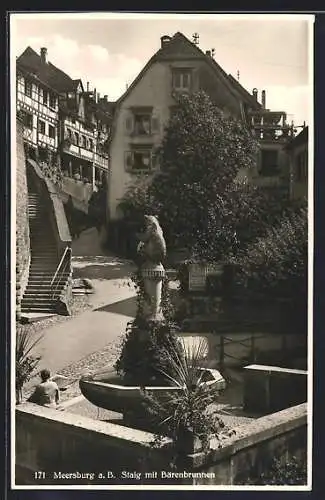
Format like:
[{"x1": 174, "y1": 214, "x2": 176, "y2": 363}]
[{"x1": 172, "y1": 69, "x2": 192, "y2": 92}]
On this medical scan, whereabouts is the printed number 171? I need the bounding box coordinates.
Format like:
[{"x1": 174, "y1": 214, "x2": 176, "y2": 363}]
[{"x1": 34, "y1": 471, "x2": 46, "y2": 479}]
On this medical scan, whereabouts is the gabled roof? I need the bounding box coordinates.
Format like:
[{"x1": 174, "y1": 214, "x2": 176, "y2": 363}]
[
  {"x1": 227, "y1": 74, "x2": 261, "y2": 109},
  {"x1": 17, "y1": 46, "x2": 79, "y2": 93},
  {"x1": 17, "y1": 46, "x2": 114, "y2": 126},
  {"x1": 116, "y1": 31, "x2": 261, "y2": 111}
]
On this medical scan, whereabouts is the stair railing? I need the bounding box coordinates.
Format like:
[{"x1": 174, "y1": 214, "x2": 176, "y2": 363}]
[{"x1": 50, "y1": 246, "x2": 71, "y2": 299}]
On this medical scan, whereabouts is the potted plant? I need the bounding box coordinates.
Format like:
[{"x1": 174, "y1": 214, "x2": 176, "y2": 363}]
[
  {"x1": 16, "y1": 325, "x2": 43, "y2": 404},
  {"x1": 141, "y1": 339, "x2": 229, "y2": 455}
]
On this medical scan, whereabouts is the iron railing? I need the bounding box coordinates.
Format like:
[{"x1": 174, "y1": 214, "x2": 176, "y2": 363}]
[
  {"x1": 50, "y1": 246, "x2": 71, "y2": 299},
  {"x1": 216, "y1": 333, "x2": 269, "y2": 371}
]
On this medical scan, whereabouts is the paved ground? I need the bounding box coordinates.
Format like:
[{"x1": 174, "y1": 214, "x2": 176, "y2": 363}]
[{"x1": 25, "y1": 227, "x2": 137, "y2": 390}]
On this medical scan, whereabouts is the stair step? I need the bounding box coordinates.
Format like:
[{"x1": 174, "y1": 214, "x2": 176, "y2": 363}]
[
  {"x1": 31, "y1": 255, "x2": 58, "y2": 258},
  {"x1": 30, "y1": 256, "x2": 60, "y2": 259},
  {"x1": 30, "y1": 267, "x2": 59, "y2": 270},
  {"x1": 28, "y1": 278, "x2": 70, "y2": 282},
  {"x1": 23, "y1": 299, "x2": 59, "y2": 304},
  {"x1": 28, "y1": 272, "x2": 68, "y2": 276},
  {"x1": 31, "y1": 258, "x2": 58, "y2": 261},
  {"x1": 22, "y1": 296, "x2": 57, "y2": 300},
  {"x1": 21, "y1": 306, "x2": 57, "y2": 311},
  {"x1": 28, "y1": 280, "x2": 70, "y2": 284}
]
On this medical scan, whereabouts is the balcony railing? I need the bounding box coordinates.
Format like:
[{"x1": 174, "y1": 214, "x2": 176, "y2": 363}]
[
  {"x1": 94, "y1": 153, "x2": 109, "y2": 169},
  {"x1": 249, "y1": 110, "x2": 293, "y2": 141}
]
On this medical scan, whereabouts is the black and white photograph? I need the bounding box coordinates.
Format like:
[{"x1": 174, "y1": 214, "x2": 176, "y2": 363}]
[{"x1": 11, "y1": 12, "x2": 313, "y2": 489}]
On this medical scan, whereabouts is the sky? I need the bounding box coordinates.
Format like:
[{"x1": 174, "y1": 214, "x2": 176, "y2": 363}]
[{"x1": 11, "y1": 13, "x2": 313, "y2": 126}]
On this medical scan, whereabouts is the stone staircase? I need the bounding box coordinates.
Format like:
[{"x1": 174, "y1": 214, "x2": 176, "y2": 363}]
[{"x1": 21, "y1": 190, "x2": 70, "y2": 315}]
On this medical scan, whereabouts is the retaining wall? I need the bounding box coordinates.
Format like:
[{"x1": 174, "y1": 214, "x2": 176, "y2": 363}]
[{"x1": 15, "y1": 402, "x2": 307, "y2": 486}]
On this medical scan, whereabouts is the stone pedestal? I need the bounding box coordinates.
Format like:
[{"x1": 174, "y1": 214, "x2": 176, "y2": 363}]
[{"x1": 141, "y1": 262, "x2": 165, "y2": 322}]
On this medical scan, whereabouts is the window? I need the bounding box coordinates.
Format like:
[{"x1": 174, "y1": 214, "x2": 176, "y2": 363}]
[
  {"x1": 49, "y1": 93, "x2": 57, "y2": 109},
  {"x1": 38, "y1": 119, "x2": 46, "y2": 135},
  {"x1": 24, "y1": 80, "x2": 32, "y2": 97},
  {"x1": 22, "y1": 112, "x2": 33, "y2": 129},
  {"x1": 49, "y1": 124, "x2": 55, "y2": 139},
  {"x1": 72, "y1": 132, "x2": 79, "y2": 145},
  {"x1": 89, "y1": 138, "x2": 94, "y2": 151},
  {"x1": 81, "y1": 135, "x2": 87, "y2": 148},
  {"x1": 172, "y1": 69, "x2": 192, "y2": 92},
  {"x1": 125, "y1": 150, "x2": 152, "y2": 172},
  {"x1": 260, "y1": 149, "x2": 279, "y2": 176},
  {"x1": 125, "y1": 110, "x2": 159, "y2": 136},
  {"x1": 43, "y1": 90, "x2": 48, "y2": 105},
  {"x1": 134, "y1": 114, "x2": 151, "y2": 135},
  {"x1": 296, "y1": 150, "x2": 308, "y2": 182}
]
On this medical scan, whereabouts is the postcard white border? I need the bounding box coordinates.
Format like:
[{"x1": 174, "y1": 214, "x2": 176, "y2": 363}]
[{"x1": 10, "y1": 11, "x2": 314, "y2": 491}]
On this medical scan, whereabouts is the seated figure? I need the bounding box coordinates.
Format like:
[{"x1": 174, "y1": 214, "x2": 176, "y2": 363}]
[{"x1": 28, "y1": 369, "x2": 60, "y2": 408}]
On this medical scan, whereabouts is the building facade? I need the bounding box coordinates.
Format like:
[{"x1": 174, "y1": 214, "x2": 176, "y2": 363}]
[
  {"x1": 16, "y1": 61, "x2": 60, "y2": 165},
  {"x1": 16, "y1": 47, "x2": 113, "y2": 213},
  {"x1": 286, "y1": 126, "x2": 308, "y2": 202},
  {"x1": 108, "y1": 32, "x2": 295, "y2": 223}
]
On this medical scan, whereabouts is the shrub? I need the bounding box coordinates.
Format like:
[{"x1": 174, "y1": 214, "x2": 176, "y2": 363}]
[
  {"x1": 16, "y1": 324, "x2": 43, "y2": 404},
  {"x1": 240, "y1": 455, "x2": 307, "y2": 485},
  {"x1": 235, "y1": 204, "x2": 307, "y2": 299}
]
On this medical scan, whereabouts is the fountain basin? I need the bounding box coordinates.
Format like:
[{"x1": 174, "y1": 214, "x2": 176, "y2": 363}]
[{"x1": 79, "y1": 367, "x2": 226, "y2": 414}]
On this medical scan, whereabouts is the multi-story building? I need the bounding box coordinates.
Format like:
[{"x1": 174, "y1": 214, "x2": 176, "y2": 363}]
[
  {"x1": 246, "y1": 90, "x2": 294, "y2": 196},
  {"x1": 16, "y1": 48, "x2": 60, "y2": 165},
  {"x1": 286, "y1": 126, "x2": 308, "y2": 202},
  {"x1": 108, "y1": 32, "x2": 295, "y2": 223},
  {"x1": 16, "y1": 46, "x2": 112, "y2": 213}
]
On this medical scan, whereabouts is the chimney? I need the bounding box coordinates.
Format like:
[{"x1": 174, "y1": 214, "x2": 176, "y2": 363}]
[
  {"x1": 87, "y1": 81, "x2": 90, "y2": 92},
  {"x1": 97, "y1": 92, "x2": 100, "y2": 102},
  {"x1": 252, "y1": 88, "x2": 258, "y2": 101},
  {"x1": 205, "y1": 50, "x2": 211, "y2": 57},
  {"x1": 261, "y1": 90, "x2": 266, "y2": 108},
  {"x1": 40, "y1": 47, "x2": 48, "y2": 64},
  {"x1": 160, "y1": 35, "x2": 171, "y2": 48}
]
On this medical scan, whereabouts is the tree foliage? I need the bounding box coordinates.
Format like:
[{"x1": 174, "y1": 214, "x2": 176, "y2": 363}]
[
  {"x1": 149, "y1": 91, "x2": 261, "y2": 260},
  {"x1": 235, "y1": 204, "x2": 307, "y2": 298},
  {"x1": 120, "y1": 91, "x2": 291, "y2": 262}
]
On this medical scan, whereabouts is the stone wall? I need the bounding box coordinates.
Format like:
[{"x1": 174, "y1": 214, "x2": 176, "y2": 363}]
[
  {"x1": 15, "y1": 120, "x2": 30, "y2": 320},
  {"x1": 15, "y1": 402, "x2": 308, "y2": 486}
]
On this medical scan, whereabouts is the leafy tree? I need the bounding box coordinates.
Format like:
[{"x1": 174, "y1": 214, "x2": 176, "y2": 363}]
[
  {"x1": 148, "y1": 91, "x2": 261, "y2": 260},
  {"x1": 235, "y1": 204, "x2": 307, "y2": 299},
  {"x1": 118, "y1": 174, "x2": 154, "y2": 221},
  {"x1": 121, "y1": 91, "x2": 291, "y2": 261}
]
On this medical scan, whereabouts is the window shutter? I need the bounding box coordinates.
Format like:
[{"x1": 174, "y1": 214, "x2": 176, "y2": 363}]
[
  {"x1": 125, "y1": 151, "x2": 133, "y2": 172},
  {"x1": 125, "y1": 114, "x2": 134, "y2": 134},
  {"x1": 152, "y1": 149, "x2": 161, "y2": 170},
  {"x1": 151, "y1": 116, "x2": 160, "y2": 134}
]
